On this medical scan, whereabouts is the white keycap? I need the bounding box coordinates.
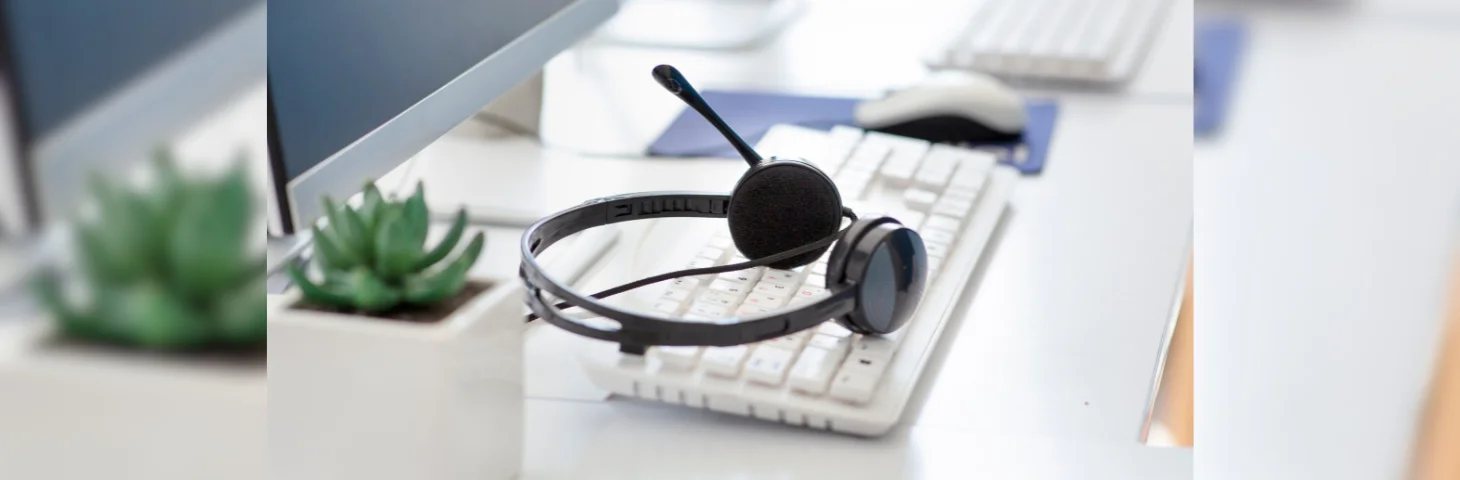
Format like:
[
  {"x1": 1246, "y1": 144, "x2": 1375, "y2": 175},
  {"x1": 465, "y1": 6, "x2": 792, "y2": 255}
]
[
  {"x1": 661, "y1": 287, "x2": 692, "y2": 303},
  {"x1": 903, "y1": 189, "x2": 939, "y2": 211},
  {"x1": 698, "y1": 290, "x2": 741, "y2": 307},
  {"x1": 686, "y1": 258, "x2": 715, "y2": 270},
  {"x1": 652, "y1": 301, "x2": 682, "y2": 316},
  {"x1": 654, "y1": 346, "x2": 702, "y2": 369},
  {"x1": 925, "y1": 241, "x2": 949, "y2": 260},
  {"x1": 760, "y1": 269, "x2": 801, "y2": 286},
  {"x1": 942, "y1": 185, "x2": 980, "y2": 202},
  {"x1": 852, "y1": 331, "x2": 904, "y2": 361},
  {"x1": 681, "y1": 314, "x2": 716, "y2": 323},
  {"x1": 817, "y1": 322, "x2": 853, "y2": 338},
  {"x1": 825, "y1": 126, "x2": 865, "y2": 163},
  {"x1": 707, "y1": 279, "x2": 752, "y2": 297},
  {"x1": 828, "y1": 369, "x2": 879, "y2": 404},
  {"x1": 835, "y1": 171, "x2": 874, "y2": 199},
  {"x1": 753, "y1": 280, "x2": 796, "y2": 294},
  {"x1": 688, "y1": 301, "x2": 730, "y2": 318},
  {"x1": 741, "y1": 292, "x2": 786, "y2": 310},
  {"x1": 931, "y1": 197, "x2": 974, "y2": 219},
  {"x1": 788, "y1": 347, "x2": 840, "y2": 394},
  {"x1": 920, "y1": 229, "x2": 956, "y2": 247},
  {"x1": 808, "y1": 333, "x2": 852, "y2": 354},
  {"x1": 708, "y1": 234, "x2": 733, "y2": 249},
  {"x1": 695, "y1": 246, "x2": 725, "y2": 262},
  {"x1": 887, "y1": 208, "x2": 926, "y2": 230},
  {"x1": 812, "y1": 262, "x2": 828, "y2": 275},
  {"x1": 791, "y1": 286, "x2": 827, "y2": 305},
  {"x1": 718, "y1": 268, "x2": 762, "y2": 285},
  {"x1": 743, "y1": 346, "x2": 795, "y2": 386},
  {"x1": 923, "y1": 215, "x2": 962, "y2": 233},
  {"x1": 735, "y1": 304, "x2": 772, "y2": 318},
  {"x1": 670, "y1": 277, "x2": 703, "y2": 290},
  {"x1": 805, "y1": 274, "x2": 826, "y2": 288},
  {"x1": 701, "y1": 346, "x2": 752, "y2": 377}
]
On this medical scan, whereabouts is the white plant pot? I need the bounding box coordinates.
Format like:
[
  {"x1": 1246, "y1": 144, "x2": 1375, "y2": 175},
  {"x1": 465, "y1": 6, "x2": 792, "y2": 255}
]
[
  {"x1": 268, "y1": 274, "x2": 526, "y2": 480},
  {"x1": 0, "y1": 322, "x2": 267, "y2": 480}
]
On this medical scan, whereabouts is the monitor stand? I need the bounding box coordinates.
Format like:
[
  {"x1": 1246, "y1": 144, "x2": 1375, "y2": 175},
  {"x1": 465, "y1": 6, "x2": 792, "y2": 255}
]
[{"x1": 595, "y1": 0, "x2": 805, "y2": 50}]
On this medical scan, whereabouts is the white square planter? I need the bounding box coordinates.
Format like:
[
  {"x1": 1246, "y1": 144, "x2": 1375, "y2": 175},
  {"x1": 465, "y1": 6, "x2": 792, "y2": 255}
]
[
  {"x1": 0, "y1": 321, "x2": 267, "y2": 480},
  {"x1": 269, "y1": 274, "x2": 526, "y2": 480}
]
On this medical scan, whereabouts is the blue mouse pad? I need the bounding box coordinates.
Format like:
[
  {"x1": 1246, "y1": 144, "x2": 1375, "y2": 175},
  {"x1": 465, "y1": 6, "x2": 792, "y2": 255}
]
[
  {"x1": 647, "y1": 90, "x2": 1060, "y2": 175},
  {"x1": 1196, "y1": 18, "x2": 1248, "y2": 137}
]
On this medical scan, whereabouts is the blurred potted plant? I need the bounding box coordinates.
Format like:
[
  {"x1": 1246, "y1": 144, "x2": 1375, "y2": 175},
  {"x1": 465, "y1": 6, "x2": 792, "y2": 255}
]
[
  {"x1": 269, "y1": 181, "x2": 525, "y2": 480},
  {"x1": 0, "y1": 149, "x2": 266, "y2": 480}
]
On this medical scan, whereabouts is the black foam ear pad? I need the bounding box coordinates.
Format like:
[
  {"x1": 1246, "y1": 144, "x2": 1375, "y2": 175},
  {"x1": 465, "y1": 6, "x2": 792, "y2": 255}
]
[
  {"x1": 826, "y1": 216, "x2": 901, "y2": 289},
  {"x1": 727, "y1": 159, "x2": 842, "y2": 269}
]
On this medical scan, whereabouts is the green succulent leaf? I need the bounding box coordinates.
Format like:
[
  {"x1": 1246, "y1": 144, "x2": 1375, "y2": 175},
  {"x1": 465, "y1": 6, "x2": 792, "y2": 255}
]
[
  {"x1": 403, "y1": 232, "x2": 484, "y2": 305},
  {"x1": 372, "y1": 209, "x2": 425, "y2": 282},
  {"x1": 214, "y1": 274, "x2": 266, "y2": 345},
  {"x1": 310, "y1": 225, "x2": 359, "y2": 270},
  {"x1": 402, "y1": 182, "x2": 429, "y2": 246},
  {"x1": 167, "y1": 177, "x2": 252, "y2": 301},
  {"x1": 413, "y1": 209, "x2": 468, "y2": 271},
  {"x1": 358, "y1": 182, "x2": 386, "y2": 232},
  {"x1": 323, "y1": 196, "x2": 370, "y2": 264},
  {"x1": 31, "y1": 273, "x2": 95, "y2": 333},
  {"x1": 87, "y1": 176, "x2": 160, "y2": 281},
  {"x1": 286, "y1": 263, "x2": 356, "y2": 307},
  {"x1": 106, "y1": 283, "x2": 209, "y2": 350},
  {"x1": 340, "y1": 268, "x2": 402, "y2": 313}
]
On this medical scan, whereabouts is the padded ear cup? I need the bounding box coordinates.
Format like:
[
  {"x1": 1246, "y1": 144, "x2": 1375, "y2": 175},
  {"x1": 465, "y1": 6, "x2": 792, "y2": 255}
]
[
  {"x1": 835, "y1": 220, "x2": 927, "y2": 335},
  {"x1": 826, "y1": 216, "x2": 902, "y2": 289},
  {"x1": 727, "y1": 158, "x2": 843, "y2": 269}
]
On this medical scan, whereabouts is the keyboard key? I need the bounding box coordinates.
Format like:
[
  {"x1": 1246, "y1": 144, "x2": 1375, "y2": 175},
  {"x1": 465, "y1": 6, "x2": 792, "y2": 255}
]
[
  {"x1": 920, "y1": 229, "x2": 956, "y2": 247},
  {"x1": 752, "y1": 281, "x2": 796, "y2": 297},
  {"x1": 853, "y1": 331, "x2": 904, "y2": 361},
  {"x1": 828, "y1": 366, "x2": 881, "y2": 404},
  {"x1": 654, "y1": 346, "x2": 702, "y2": 369},
  {"x1": 903, "y1": 189, "x2": 938, "y2": 211},
  {"x1": 688, "y1": 301, "x2": 731, "y2": 318},
  {"x1": 652, "y1": 300, "x2": 682, "y2": 316},
  {"x1": 707, "y1": 278, "x2": 752, "y2": 297},
  {"x1": 718, "y1": 268, "x2": 763, "y2": 285},
  {"x1": 661, "y1": 287, "x2": 693, "y2": 303},
  {"x1": 808, "y1": 333, "x2": 852, "y2": 354},
  {"x1": 788, "y1": 347, "x2": 840, "y2": 394},
  {"x1": 699, "y1": 290, "x2": 741, "y2": 307},
  {"x1": 696, "y1": 246, "x2": 725, "y2": 262},
  {"x1": 793, "y1": 285, "x2": 827, "y2": 303},
  {"x1": 931, "y1": 197, "x2": 974, "y2": 219},
  {"x1": 925, "y1": 241, "x2": 949, "y2": 259},
  {"x1": 760, "y1": 269, "x2": 801, "y2": 286},
  {"x1": 744, "y1": 346, "x2": 795, "y2": 386},
  {"x1": 735, "y1": 304, "x2": 773, "y2": 318},
  {"x1": 923, "y1": 215, "x2": 962, "y2": 233},
  {"x1": 741, "y1": 292, "x2": 786, "y2": 310},
  {"x1": 708, "y1": 234, "x2": 733, "y2": 249},
  {"x1": 701, "y1": 346, "x2": 752, "y2": 377},
  {"x1": 811, "y1": 261, "x2": 828, "y2": 275},
  {"x1": 816, "y1": 322, "x2": 853, "y2": 338},
  {"x1": 762, "y1": 330, "x2": 809, "y2": 351},
  {"x1": 804, "y1": 274, "x2": 826, "y2": 288},
  {"x1": 825, "y1": 126, "x2": 865, "y2": 163}
]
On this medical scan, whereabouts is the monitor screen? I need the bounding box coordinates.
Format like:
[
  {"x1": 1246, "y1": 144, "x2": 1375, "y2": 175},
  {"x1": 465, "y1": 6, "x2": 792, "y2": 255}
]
[
  {"x1": 2, "y1": 0, "x2": 259, "y2": 144},
  {"x1": 267, "y1": 0, "x2": 576, "y2": 182}
]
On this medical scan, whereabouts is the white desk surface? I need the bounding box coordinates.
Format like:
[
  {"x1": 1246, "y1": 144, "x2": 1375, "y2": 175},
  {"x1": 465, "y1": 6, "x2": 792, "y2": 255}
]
[
  {"x1": 404, "y1": 1, "x2": 1195, "y2": 476},
  {"x1": 1194, "y1": 4, "x2": 1460, "y2": 479}
]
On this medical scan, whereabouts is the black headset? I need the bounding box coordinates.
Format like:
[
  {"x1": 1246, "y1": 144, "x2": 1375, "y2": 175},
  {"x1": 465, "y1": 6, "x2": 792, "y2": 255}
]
[{"x1": 519, "y1": 65, "x2": 928, "y2": 354}]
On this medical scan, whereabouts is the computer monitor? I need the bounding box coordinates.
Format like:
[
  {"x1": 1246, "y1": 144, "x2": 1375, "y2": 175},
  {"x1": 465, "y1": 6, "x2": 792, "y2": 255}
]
[
  {"x1": 265, "y1": 0, "x2": 621, "y2": 236},
  {"x1": 0, "y1": 0, "x2": 266, "y2": 236}
]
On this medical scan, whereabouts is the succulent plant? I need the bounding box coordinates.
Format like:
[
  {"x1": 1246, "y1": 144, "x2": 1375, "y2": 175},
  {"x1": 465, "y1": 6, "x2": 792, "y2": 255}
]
[
  {"x1": 31, "y1": 149, "x2": 265, "y2": 351},
  {"x1": 286, "y1": 182, "x2": 484, "y2": 314}
]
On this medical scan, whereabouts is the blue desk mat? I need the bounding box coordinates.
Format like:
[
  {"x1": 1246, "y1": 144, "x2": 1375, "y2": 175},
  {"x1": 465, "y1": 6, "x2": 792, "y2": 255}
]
[
  {"x1": 648, "y1": 90, "x2": 1060, "y2": 175},
  {"x1": 1196, "y1": 18, "x2": 1248, "y2": 136}
]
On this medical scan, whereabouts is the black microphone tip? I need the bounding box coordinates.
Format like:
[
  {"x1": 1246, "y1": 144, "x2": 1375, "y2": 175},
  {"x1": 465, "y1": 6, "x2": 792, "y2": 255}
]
[{"x1": 652, "y1": 65, "x2": 682, "y2": 94}]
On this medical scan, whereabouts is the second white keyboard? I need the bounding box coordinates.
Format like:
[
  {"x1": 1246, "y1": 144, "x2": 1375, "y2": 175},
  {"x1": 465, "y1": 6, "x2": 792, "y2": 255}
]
[
  {"x1": 927, "y1": 0, "x2": 1174, "y2": 84},
  {"x1": 574, "y1": 124, "x2": 1017, "y2": 436}
]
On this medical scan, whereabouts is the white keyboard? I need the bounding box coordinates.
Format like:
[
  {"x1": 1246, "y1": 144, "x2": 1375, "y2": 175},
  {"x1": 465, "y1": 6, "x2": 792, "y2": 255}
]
[
  {"x1": 927, "y1": 0, "x2": 1173, "y2": 84},
  {"x1": 576, "y1": 125, "x2": 1016, "y2": 436}
]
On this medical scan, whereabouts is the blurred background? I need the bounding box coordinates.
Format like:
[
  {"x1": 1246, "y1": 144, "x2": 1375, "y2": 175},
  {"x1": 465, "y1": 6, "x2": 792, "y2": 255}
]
[{"x1": 0, "y1": 1, "x2": 265, "y2": 479}]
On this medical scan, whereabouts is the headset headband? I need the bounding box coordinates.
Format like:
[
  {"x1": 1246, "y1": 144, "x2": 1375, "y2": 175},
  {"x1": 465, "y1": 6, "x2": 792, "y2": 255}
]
[{"x1": 520, "y1": 191, "x2": 858, "y2": 349}]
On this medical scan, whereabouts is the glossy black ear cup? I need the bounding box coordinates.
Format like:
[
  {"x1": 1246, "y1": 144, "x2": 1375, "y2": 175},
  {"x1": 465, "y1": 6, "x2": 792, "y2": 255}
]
[
  {"x1": 826, "y1": 216, "x2": 901, "y2": 289},
  {"x1": 831, "y1": 219, "x2": 928, "y2": 335},
  {"x1": 727, "y1": 159, "x2": 842, "y2": 269}
]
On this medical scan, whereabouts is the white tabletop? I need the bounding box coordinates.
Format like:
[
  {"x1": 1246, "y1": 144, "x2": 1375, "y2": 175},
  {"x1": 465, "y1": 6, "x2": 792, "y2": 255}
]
[
  {"x1": 1194, "y1": 4, "x2": 1460, "y2": 479},
  {"x1": 406, "y1": 0, "x2": 1195, "y2": 477}
]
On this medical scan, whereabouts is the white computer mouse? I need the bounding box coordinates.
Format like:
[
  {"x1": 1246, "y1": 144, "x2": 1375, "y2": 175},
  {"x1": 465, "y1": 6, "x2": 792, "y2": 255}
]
[{"x1": 854, "y1": 71, "x2": 1027, "y2": 144}]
